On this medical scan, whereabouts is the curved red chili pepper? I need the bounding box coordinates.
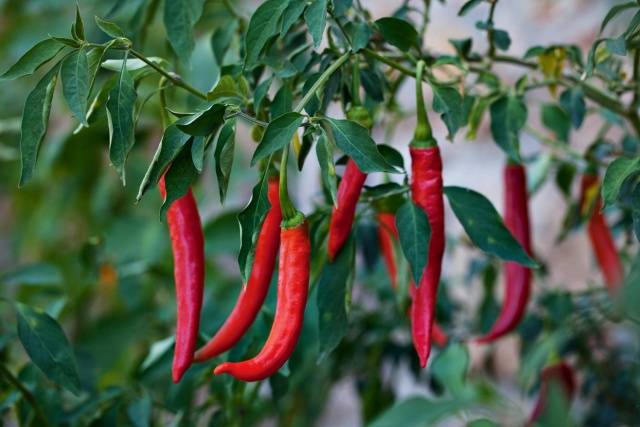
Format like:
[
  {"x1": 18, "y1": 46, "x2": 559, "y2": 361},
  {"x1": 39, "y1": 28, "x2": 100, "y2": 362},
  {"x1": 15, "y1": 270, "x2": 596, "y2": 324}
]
[
  {"x1": 159, "y1": 177, "x2": 204, "y2": 383},
  {"x1": 529, "y1": 362, "x2": 576, "y2": 424},
  {"x1": 410, "y1": 146, "x2": 445, "y2": 367},
  {"x1": 214, "y1": 221, "x2": 310, "y2": 381},
  {"x1": 379, "y1": 212, "x2": 448, "y2": 347},
  {"x1": 194, "y1": 178, "x2": 281, "y2": 362},
  {"x1": 580, "y1": 174, "x2": 623, "y2": 293},
  {"x1": 477, "y1": 163, "x2": 532, "y2": 343},
  {"x1": 328, "y1": 159, "x2": 367, "y2": 261}
]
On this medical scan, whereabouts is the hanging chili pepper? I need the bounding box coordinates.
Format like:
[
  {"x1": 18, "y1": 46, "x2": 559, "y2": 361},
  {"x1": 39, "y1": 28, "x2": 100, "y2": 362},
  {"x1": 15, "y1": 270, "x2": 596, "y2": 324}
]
[
  {"x1": 159, "y1": 177, "x2": 204, "y2": 383},
  {"x1": 214, "y1": 147, "x2": 310, "y2": 381},
  {"x1": 580, "y1": 173, "x2": 623, "y2": 293},
  {"x1": 409, "y1": 61, "x2": 445, "y2": 367},
  {"x1": 378, "y1": 211, "x2": 448, "y2": 347},
  {"x1": 528, "y1": 362, "x2": 576, "y2": 424},
  {"x1": 477, "y1": 162, "x2": 532, "y2": 343},
  {"x1": 194, "y1": 178, "x2": 281, "y2": 362}
]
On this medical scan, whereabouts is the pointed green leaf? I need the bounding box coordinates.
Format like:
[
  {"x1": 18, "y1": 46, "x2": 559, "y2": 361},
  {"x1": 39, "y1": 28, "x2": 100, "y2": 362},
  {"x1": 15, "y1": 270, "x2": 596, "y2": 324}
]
[
  {"x1": 160, "y1": 139, "x2": 199, "y2": 220},
  {"x1": 541, "y1": 103, "x2": 570, "y2": 142},
  {"x1": 458, "y1": 0, "x2": 484, "y2": 16},
  {"x1": 211, "y1": 20, "x2": 237, "y2": 65},
  {"x1": 271, "y1": 85, "x2": 293, "y2": 119},
  {"x1": 281, "y1": 0, "x2": 306, "y2": 37},
  {"x1": 559, "y1": 88, "x2": 586, "y2": 129},
  {"x1": 61, "y1": 47, "x2": 90, "y2": 125},
  {"x1": 176, "y1": 103, "x2": 226, "y2": 136},
  {"x1": 490, "y1": 95, "x2": 527, "y2": 163},
  {"x1": 191, "y1": 135, "x2": 205, "y2": 172},
  {"x1": 214, "y1": 118, "x2": 236, "y2": 203},
  {"x1": 244, "y1": 0, "x2": 291, "y2": 69},
  {"x1": 316, "y1": 130, "x2": 337, "y2": 205},
  {"x1": 16, "y1": 303, "x2": 81, "y2": 395},
  {"x1": 444, "y1": 186, "x2": 537, "y2": 267},
  {"x1": 396, "y1": 200, "x2": 431, "y2": 285},
  {"x1": 375, "y1": 17, "x2": 418, "y2": 52},
  {"x1": 432, "y1": 343, "x2": 471, "y2": 398},
  {"x1": 251, "y1": 112, "x2": 304, "y2": 165},
  {"x1": 369, "y1": 397, "x2": 467, "y2": 427},
  {"x1": 0, "y1": 39, "x2": 63, "y2": 81},
  {"x1": 106, "y1": 56, "x2": 137, "y2": 184},
  {"x1": 304, "y1": 0, "x2": 327, "y2": 48},
  {"x1": 95, "y1": 16, "x2": 127, "y2": 38},
  {"x1": 163, "y1": 0, "x2": 206, "y2": 64},
  {"x1": 72, "y1": 5, "x2": 85, "y2": 40},
  {"x1": 431, "y1": 83, "x2": 465, "y2": 139},
  {"x1": 19, "y1": 64, "x2": 60, "y2": 187}
]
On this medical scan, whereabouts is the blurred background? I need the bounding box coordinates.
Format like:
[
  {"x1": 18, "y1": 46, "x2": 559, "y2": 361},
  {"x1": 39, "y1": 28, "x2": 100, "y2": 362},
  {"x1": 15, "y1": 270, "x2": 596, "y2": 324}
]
[{"x1": 0, "y1": 0, "x2": 637, "y2": 426}]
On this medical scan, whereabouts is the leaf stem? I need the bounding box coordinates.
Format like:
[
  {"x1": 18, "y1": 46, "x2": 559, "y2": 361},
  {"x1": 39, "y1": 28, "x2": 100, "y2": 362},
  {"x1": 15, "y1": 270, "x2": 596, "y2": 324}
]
[
  {"x1": 294, "y1": 51, "x2": 351, "y2": 113},
  {"x1": 0, "y1": 363, "x2": 53, "y2": 427}
]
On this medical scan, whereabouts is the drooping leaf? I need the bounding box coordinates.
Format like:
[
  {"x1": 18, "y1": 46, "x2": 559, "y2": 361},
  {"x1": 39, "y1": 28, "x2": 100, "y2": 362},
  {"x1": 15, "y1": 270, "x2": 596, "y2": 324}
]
[
  {"x1": 395, "y1": 200, "x2": 431, "y2": 285},
  {"x1": 19, "y1": 64, "x2": 60, "y2": 187},
  {"x1": 214, "y1": 118, "x2": 236, "y2": 203},
  {"x1": 541, "y1": 104, "x2": 570, "y2": 142},
  {"x1": 163, "y1": 0, "x2": 206, "y2": 64},
  {"x1": 251, "y1": 112, "x2": 304, "y2": 165},
  {"x1": 71, "y1": 4, "x2": 85, "y2": 40},
  {"x1": 347, "y1": 21, "x2": 372, "y2": 52},
  {"x1": 559, "y1": 88, "x2": 586, "y2": 129},
  {"x1": 176, "y1": 103, "x2": 226, "y2": 136},
  {"x1": 0, "y1": 39, "x2": 64, "y2": 81},
  {"x1": 316, "y1": 131, "x2": 337, "y2": 205},
  {"x1": 160, "y1": 140, "x2": 199, "y2": 220},
  {"x1": 191, "y1": 135, "x2": 205, "y2": 172},
  {"x1": 271, "y1": 85, "x2": 293, "y2": 119},
  {"x1": 431, "y1": 83, "x2": 465, "y2": 139},
  {"x1": 95, "y1": 16, "x2": 127, "y2": 38},
  {"x1": 490, "y1": 95, "x2": 527, "y2": 163},
  {"x1": 254, "y1": 76, "x2": 273, "y2": 111},
  {"x1": 244, "y1": 0, "x2": 291, "y2": 69},
  {"x1": 602, "y1": 156, "x2": 640, "y2": 206},
  {"x1": 322, "y1": 118, "x2": 396, "y2": 173},
  {"x1": 208, "y1": 75, "x2": 249, "y2": 105},
  {"x1": 444, "y1": 186, "x2": 537, "y2": 267},
  {"x1": 304, "y1": 0, "x2": 328, "y2": 48},
  {"x1": 16, "y1": 303, "x2": 81, "y2": 395},
  {"x1": 61, "y1": 47, "x2": 90, "y2": 125},
  {"x1": 431, "y1": 343, "x2": 471, "y2": 398},
  {"x1": 375, "y1": 17, "x2": 418, "y2": 52},
  {"x1": 619, "y1": 252, "x2": 640, "y2": 323},
  {"x1": 106, "y1": 55, "x2": 137, "y2": 184},
  {"x1": 317, "y1": 235, "x2": 355, "y2": 361}
]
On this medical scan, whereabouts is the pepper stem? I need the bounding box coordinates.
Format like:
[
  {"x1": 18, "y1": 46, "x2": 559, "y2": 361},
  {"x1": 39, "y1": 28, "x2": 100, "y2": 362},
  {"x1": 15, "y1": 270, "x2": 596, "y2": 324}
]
[{"x1": 412, "y1": 60, "x2": 436, "y2": 148}]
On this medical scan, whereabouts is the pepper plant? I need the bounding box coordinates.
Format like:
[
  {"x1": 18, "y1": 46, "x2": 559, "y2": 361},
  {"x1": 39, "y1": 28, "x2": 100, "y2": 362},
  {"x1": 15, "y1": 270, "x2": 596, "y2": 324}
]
[{"x1": 1, "y1": 0, "x2": 640, "y2": 426}]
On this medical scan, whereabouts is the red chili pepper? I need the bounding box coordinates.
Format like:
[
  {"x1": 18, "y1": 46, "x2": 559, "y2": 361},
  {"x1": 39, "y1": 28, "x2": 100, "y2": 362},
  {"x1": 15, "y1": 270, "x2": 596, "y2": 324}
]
[
  {"x1": 194, "y1": 178, "x2": 281, "y2": 362},
  {"x1": 159, "y1": 177, "x2": 204, "y2": 383},
  {"x1": 328, "y1": 159, "x2": 367, "y2": 261},
  {"x1": 477, "y1": 163, "x2": 532, "y2": 343},
  {"x1": 529, "y1": 362, "x2": 576, "y2": 424},
  {"x1": 580, "y1": 174, "x2": 623, "y2": 293},
  {"x1": 410, "y1": 146, "x2": 445, "y2": 367},
  {"x1": 213, "y1": 220, "x2": 310, "y2": 381}
]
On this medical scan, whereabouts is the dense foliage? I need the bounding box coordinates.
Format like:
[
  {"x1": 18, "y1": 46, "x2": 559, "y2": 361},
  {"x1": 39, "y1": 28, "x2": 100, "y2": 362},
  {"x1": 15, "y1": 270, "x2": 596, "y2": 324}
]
[{"x1": 2, "y1": 0, "x2": 640, "y2": 425}]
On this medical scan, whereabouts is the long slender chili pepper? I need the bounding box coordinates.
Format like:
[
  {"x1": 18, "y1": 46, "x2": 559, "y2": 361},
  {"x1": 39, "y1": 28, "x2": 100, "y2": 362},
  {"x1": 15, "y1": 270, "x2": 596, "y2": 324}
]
[
  {"x1": 409, "y1": 61, "x2": 445, "y2": 367},
  {"x1": 477, "y1": 163, "x2": 532, "y2": 343},
  {"x1": 528, "y1": 362, "x2": 576, "y2": 424},
  {"x1": 159, "y1": 177, "x2": 204, "y2": 383},
  {"x1": 214, "y1": 147, "x2": 310, "y2": 382},
  {"x1": 378, "y1": 212, "x2": 448, "y2": 347},
  {"x1": 194, "y1": 178, "x2": 281, "y2": 362},
  {"x1": 580, "y1": 173, "x2": 623, "y2": 293}
]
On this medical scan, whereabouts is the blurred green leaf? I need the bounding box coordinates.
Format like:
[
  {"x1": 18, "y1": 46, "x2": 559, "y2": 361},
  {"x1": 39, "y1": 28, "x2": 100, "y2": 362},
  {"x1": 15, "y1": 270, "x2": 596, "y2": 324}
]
[
  {"x1": 1, "y1": 263, "x2": 63, "y2": 287},
  {"x1": 375, "y1": 17, "x2": 418, "y2": 52},
  {"x1": 127, "y1": 392, "x2": 152, "y2": 427},
  {"x1": 490, "y1": 95, "x2": 527, "y2": 163},
  {"x1": 0, "y1": 39, "x2": 63, "y2": 81},
  {"x1": 304, "y1": 0, "x2": 327, "y2": 48},
  {"x1": 369, "y1": 396, "x2": 467, "y2": 427},
  {"x1": 316, "y1": 131, "x2": 338, "y2": 205},
  {"x1": 244, "y1": 0, "x2": 291, "y2": 69},
  {"x1": 432, "y1": 343, "x2": 471, "y2": 398},
  {"x1": 163, "y1": 0, "x2": 205, "y2": 64},
  {"x1": 95, "y1": 16, "x2": 127, "y2": 38},
  {"x1": 541, "y1": 104, "x2": 570, "y2": 142},
  {"x1": 431, "y1": 83, "x2": 465, "y2": 140},
  {"x1": 160, "y1": 140, "x2": 199, "y2": 220},
  {"x1": 602, "y1": 156, "x2": 640, "y2": 206}
]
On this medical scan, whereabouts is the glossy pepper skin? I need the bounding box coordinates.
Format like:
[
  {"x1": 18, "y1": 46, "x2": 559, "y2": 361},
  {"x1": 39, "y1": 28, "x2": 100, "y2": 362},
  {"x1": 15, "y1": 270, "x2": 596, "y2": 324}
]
[
  {"x1": 328, "y1": 159, "x2": 367, "y2": 261},
  {"x1": 529, "y1": 362, "x2": 576, "y2": 424},
  {"x1": 194, "y1": 178, "x2": 281, "y2": 362},
  {"x1": 214, "y1": 222, "x2": 310, "y2": 381},
  {"x1": 580, "y1": 174, "x2": 623, "y2": 293},
  {"x1": 477, "y1": 163, "x2": 532, "y2": 343},
  {"x1": 159, "y1": 177, "x2": 204, "y2": 383},
  {"x1": 410, "y1": 146, "x2": 445, "y2": 367},
  {"x1": 379, "y1": 212, "x2": 448, "y2": 347}
]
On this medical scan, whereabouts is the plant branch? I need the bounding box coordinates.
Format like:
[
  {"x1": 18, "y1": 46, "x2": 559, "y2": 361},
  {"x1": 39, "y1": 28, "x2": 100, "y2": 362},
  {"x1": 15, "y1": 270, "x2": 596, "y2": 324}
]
[
  {"x1": 294, "y1": 51, "x2": 351, "y2": 113},
  {"x1": 0, "y1": 363, "x2": 52, "y2": 427}
]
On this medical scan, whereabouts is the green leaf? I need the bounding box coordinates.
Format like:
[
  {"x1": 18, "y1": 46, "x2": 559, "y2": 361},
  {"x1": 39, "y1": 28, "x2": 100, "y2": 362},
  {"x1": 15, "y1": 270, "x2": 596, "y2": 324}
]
[
  {"x1": 347, "y1": 21, "x2": 372, "y2": 52},
  {"x1": 432, "y1": 343, "x2": 471, "y2": 398},
  {"x1": 0, "y1": 38, "x2": 63, "y2": 81},
  {"x1": 127, "y1": 392, "x2": 152, "y2": 427},
  {"x1": 601, "y1": 1, "x2": 638, "y2": 33},
  {"x1": 541, "y1": 104, "x2": 570, "y2": 142},
  {"x1": 19, "y1": 63, "x2": 60, "y2": 187},
  {"x1": 559, "y1": 88, "x2": 586, "y2": 129},
  {"x1": 534, "y1": 382, "x2": 575, "y2": 427},
  {"x1": 72, "y1": 4, "x2": 85, "y2": 40},
  {"x1": 466, "y1": 96, "x2": 491, "y2": 140},
  {"x1": 271, "y1": 85, "x2": 293, "y2": 119},
  {"x1": 490, "y1": 95, "x2": 527, "y2": 163},
  {"x1": 237, "y1": 168, "x2": 272, "y2": 282},
  {"x1": 16, "y1": 303, "x2": 81, "y2": 395},
  {"x1": 395, "y1": 200, "x2": 431, "y2": 285},
  {"x1": 191, "y1": 136, "x2": 205, "y2": 172},
  {"x1": 211, "y1": 21, "x2": 237, "y2": 66},
  {"x1": 0, "y1": 263, "x2": 63, "y2": 287},
  {"x1": 95, "y1": 16, "x2": 127, "y2": 38},
  {"x1": 431, "y1": 83, "x2": 465, "y2": 139},
  {"x1": 176, "y1": 103, "x2": 226, "y2": 136},
  {"x1": 106, "y1": 55, "x2": 137, "y2": 184},
  {"x1": 160, "y1": 140, "x2": 199, "y2": 220},
  {"x1": 333, "y1": 0, "x2": 352, "y2": 16},
  {"x1": 458, "y1": 0, "x2": 484, "y2": 16},
  {"x1": 602, "y1": 156, "x2": 640, "y2": 206},
  {"x1": 61, "y1": 47, "x2": 90, "y2": 125},
  {"x1": 214, "y1": 118, "x2": 236, "y2": 204},
  {"x1": 322, "y1": 118, "x2": 396, "y2": 173},
  {"x1": 163, "y1": 0, "x2": 205, "y2": 64},
  {"x1": 444, "y1": 186, "x2": 537, "y2": 267},
  {"x1": 493, "y1": 29, "x2": 511, "y2": 51},
  {"x1": 137, "y1": 125, "x2": 191, "y2": 201},
  {"x1": 208, "y1": 75, "x2": 249, "y2": 105},
  {"x1": 369, "y1": 397, "x2": 467, "y2": 427},
  {"x1": 375, "y1": 17, "x2": 418, "y2": 52},
  {"x1": 316, "y1": 130, "x2": 337, "y2": 206},
  {"x1": 316, "y1": 235, "x2": 355, "y2": 362},
  {"x1": 618, "y1": 252, "x2": 640, "y2": 323},
  {"x1": 252, "y1": 113, "x2": 304, "y2": 165},
  {"x1": 244, "y1": 0, "x2": 291, "y2": 69},
  {"x1": 281, "y1": 0, "x2": 307, "y2": 37},
  {"x1": 304, "y1": 0, "x2": 328, "y2": 48},
  {"x1": 467, "y1": 420, "x2": 499, "y2": 427}
]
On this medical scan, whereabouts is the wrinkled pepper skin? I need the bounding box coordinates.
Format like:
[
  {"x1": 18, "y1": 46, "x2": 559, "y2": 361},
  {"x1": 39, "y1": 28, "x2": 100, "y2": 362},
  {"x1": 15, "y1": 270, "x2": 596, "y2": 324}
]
[
  {"x1": 580, "y1": 174, "x2": 623, "y2": 293},
  {"x1": 194, "y1": 179, "x2": 281, "y2": 362},
  {"x1": 529, "y1": 362, "x2": 576, "y2": 424},
  {"x1": 214, "y1": 222, "x2": 310, "y2": 381},
  {"x1": 477, "y1": 164, "x2": 532, "y2": 343},
  {"x1": 328, "y1": 159, "x2": 367, "y2": 261},
  {"x1": 159, "y1": 177, "x2": 204, "y2": 383},
  {"x1": 409, "y1": 146, "x2": 445, "y2": 367}
]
